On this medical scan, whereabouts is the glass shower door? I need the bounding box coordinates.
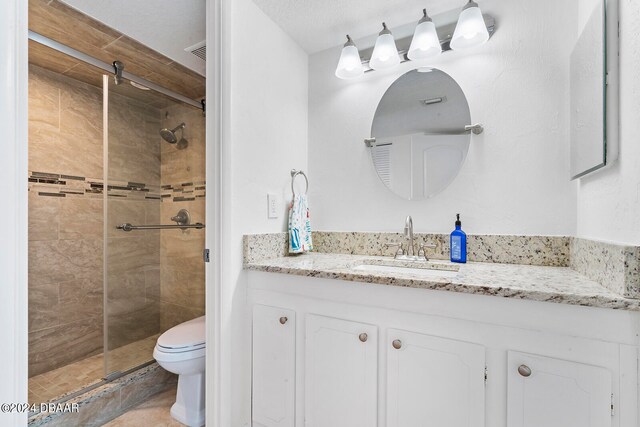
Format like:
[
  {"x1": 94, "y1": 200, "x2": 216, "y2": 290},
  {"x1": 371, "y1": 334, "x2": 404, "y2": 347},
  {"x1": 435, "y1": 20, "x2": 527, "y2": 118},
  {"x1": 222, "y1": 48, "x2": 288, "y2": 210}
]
[
  {"x1": 104, "y1": 75, "x2": 163, "y2": 375},
  {"x1": 103, "y1": 75, "x2": 206, "y2": 377}
]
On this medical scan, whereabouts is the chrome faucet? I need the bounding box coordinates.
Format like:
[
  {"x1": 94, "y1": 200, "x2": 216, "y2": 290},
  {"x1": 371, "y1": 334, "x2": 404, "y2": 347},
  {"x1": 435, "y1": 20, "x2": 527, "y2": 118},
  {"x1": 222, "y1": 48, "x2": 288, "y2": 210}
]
[
  {"x1": 384, "y1": 215, "x2": 437, "y2": 261},
  {"x1": 404, "y1": 215, "x2": 415, "y2": 257}
]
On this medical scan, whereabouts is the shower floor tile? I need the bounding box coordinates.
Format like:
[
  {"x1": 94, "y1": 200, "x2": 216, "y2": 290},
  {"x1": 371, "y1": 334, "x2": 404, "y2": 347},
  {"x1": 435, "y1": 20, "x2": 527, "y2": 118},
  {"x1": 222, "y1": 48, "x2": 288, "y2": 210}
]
[
  {"x1": 29, "y1": 334, "x2": 160, "y2": 405},
  {"x1": 103, "y1": 385, "x2": 183, "y2": 427}
]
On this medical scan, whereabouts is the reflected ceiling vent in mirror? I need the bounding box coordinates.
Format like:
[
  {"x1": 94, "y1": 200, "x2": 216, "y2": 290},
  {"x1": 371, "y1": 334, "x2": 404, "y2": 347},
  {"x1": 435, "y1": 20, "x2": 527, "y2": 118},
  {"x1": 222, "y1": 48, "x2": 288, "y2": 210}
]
[
  {"x1": 185, "y1": 40, "x2": 206, "y2": 62},
  {"x1": 335, "y1": 1, "x2": 496, "y2": 80}
]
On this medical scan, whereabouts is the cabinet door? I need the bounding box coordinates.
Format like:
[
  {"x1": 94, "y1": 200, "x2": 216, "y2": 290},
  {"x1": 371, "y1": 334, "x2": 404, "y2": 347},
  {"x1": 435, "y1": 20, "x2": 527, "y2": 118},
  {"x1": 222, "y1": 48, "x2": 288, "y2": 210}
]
[
  {"x1": 252, "y1": 305, "x2": 296, "y2": 427},
  {"x1": 305, "y1": 314, "x2": 378, "y2": 427},
  {"x1": 386, "y1": 329, "x2": 485, "y2": 427},
  {"x1": 507, "y1": 351, "x2": 612, "y2": 427}
]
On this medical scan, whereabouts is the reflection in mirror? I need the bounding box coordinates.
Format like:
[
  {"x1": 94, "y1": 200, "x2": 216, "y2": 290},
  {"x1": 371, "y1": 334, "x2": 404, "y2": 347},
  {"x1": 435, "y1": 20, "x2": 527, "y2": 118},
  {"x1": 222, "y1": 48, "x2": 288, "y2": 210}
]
[
  {"x1": 569, "y1": 0, "x2": 606, "y2": 179},
  {"x1": 369, "y1": 69, "x2": 471, "y2": 200}
]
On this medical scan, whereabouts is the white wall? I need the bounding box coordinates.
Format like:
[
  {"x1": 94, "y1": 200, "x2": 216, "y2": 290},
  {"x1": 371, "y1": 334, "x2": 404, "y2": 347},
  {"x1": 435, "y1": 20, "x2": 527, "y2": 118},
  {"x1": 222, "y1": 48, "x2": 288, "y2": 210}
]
[
  {"x1": 308, "y1": 0, "x2": 578, "y2": 236},
  {"x1": 220, "y1": 0, "x2": 308, "y2": 425},
  {"x1": 576, "y1": 0, "x2": 640, "y2": 245},
  {"x1": 0, "y1": 0, "x2": 28, "y2": 424}
]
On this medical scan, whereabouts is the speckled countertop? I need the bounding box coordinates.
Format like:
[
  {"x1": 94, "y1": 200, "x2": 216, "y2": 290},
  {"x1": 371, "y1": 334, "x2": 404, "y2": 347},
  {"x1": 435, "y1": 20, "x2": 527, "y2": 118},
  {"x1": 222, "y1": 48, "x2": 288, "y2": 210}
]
[{"x1": 245, "y1": 253, "x2": 640, "y2": 311}]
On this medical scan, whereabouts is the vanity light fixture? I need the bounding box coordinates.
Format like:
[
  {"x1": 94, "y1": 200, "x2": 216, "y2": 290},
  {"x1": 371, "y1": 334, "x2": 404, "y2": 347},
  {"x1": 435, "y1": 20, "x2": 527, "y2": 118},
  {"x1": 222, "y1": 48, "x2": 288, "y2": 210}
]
[
  {"x1": 335, "y1": 35, "x2": 364, "y2": 79},
  {"x1": 369, "y1": 23, "x2": 401, "y2": 70},
  {"x1": 450, "y1": 0, "x2": 490, "y2": 50},
  {"x1": 407, "y1": 9, "x2": 442, "y2": 61},
  {"x1": 336, "y1": 4, "x2": 495, "y2": 79}
]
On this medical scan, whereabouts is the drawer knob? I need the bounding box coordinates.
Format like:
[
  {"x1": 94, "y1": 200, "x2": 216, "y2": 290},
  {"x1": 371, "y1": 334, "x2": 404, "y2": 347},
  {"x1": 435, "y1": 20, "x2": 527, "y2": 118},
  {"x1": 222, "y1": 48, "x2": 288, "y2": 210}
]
[
  {"x1": 518, "y1": 364, "x2": 532, "y2": 377},
  {"x1": 359, "y1": 333, "x2": 368, "y2": 342},
  {"x1": 279, "y1": 316, "x2": 288, "y2": 325},
  {"x1": 392, "y1": 339, "x2": 402, "y2": 349}
]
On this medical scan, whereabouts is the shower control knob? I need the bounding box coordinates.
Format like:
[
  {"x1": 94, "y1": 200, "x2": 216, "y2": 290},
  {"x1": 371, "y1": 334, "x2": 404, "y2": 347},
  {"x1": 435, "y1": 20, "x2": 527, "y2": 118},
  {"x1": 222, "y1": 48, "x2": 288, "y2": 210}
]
[
  {"x1": 392, "y1": 339, "x2": 402, "y2": 349},
  {"x1": 279, "y1": 316, "x2": 288, "y2": 325},
  {"x1": 518, "y1": 364, "x2": 532, "y2": 377},
  {"x1": 359, "y1": 333, "x2": 368, "y2": 343}
]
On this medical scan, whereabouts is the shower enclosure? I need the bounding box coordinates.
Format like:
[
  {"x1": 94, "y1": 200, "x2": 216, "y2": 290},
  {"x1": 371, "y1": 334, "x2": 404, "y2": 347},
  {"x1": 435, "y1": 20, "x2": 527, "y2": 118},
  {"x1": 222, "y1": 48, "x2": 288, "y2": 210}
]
[{"x1": 27, "y1": 33, "x2": 206, "y2": 405}]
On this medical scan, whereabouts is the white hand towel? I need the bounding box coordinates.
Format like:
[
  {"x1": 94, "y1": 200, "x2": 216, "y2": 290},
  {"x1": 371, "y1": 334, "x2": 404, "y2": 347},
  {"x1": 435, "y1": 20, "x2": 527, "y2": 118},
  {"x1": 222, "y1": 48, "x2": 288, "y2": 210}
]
[{"x1": 288, "y1": 194, "x2": 313, "y2": 253}]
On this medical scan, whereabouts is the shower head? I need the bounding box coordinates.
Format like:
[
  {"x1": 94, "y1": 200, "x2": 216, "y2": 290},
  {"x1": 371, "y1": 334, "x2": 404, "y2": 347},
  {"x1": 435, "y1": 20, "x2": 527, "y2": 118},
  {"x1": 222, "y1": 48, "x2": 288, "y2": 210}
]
[{"x1": 160, "y1": 123, "x2": 186, "y2": 144}]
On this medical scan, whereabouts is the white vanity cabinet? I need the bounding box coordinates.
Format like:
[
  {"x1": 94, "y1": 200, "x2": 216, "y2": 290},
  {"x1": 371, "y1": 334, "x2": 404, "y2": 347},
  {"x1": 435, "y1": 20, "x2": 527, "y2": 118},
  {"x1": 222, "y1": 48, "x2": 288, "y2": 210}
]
[
  {"x1": 252, "y1": 305, "x2": 296, "y2": 427},
  {"x1": 506, "y1": 351, "x2": 613, "y2": 427},
  {"x1": 386, "y1": 329, "x2": 486, "y2": 427},
  {"x1": 305, "y1": 315, "x2": 378, "y2": 427},
  {"x1": 248, "y1": 271, "x2": 640, "y2": 427}
]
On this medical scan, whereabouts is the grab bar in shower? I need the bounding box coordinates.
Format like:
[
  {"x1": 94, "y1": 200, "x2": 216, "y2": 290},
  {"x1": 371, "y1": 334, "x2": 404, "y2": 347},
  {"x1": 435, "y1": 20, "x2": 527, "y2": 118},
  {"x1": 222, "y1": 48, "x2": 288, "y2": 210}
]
[
  {"x1": 116, "y1": 209, "x2": 204, "y2": 232},
  {"x1": 116, "y1": 223, "x2": 205, "y2": 232}
]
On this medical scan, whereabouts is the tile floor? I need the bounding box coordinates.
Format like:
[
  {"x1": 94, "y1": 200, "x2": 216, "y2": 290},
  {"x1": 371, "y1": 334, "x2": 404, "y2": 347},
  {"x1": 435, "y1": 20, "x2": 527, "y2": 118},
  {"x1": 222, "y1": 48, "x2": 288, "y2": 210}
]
[
  {"x1": 104, "y1": 386, "x2": 184, "y2": 427},
  {"x1": 29, "y1": 334, "x2": 160, "y2": 404}
]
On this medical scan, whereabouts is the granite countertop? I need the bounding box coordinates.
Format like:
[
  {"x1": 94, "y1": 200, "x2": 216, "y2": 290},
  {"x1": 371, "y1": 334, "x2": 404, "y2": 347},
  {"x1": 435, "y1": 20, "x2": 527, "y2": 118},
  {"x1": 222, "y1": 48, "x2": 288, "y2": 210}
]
[{"x1": 245, "y1": 252, "x2": 640, "y2": 311}]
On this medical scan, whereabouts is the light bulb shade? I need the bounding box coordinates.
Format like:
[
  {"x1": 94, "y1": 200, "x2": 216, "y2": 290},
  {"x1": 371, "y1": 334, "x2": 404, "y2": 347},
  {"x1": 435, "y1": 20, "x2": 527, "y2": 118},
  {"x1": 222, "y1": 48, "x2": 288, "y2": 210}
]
[
  {"x1": 369, "y1": 33, "x2": 400, "y2": 70},
  {"x1": 408, "y1": 20, "x2": 442, "y2": 60},
  {"x1": 450, "y1": 3, "x2": 489, "y2": 50},
  {"x1": 335, "y1": 44, "x2": 364, "y2": 79}
]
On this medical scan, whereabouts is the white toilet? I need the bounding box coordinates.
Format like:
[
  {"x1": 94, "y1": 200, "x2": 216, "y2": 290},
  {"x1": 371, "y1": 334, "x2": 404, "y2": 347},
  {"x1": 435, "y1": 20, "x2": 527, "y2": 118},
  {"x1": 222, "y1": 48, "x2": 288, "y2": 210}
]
[{"x1": 153, "y1": 316, "x2": 206, "y2": 427}]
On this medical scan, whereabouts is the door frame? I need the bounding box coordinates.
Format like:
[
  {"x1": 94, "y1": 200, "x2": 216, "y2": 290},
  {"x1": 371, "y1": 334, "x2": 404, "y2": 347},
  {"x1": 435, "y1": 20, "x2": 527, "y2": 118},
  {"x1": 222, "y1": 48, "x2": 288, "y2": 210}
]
[
  {"x1": 0, "y1": 0, "x2": 29, "y2": 425},
  {"x1": 206, "y1": 0, "x2": 226, "y2": 426},
  {"x1": 0, "y1": 0, "x2": 226, "y2": 425}
]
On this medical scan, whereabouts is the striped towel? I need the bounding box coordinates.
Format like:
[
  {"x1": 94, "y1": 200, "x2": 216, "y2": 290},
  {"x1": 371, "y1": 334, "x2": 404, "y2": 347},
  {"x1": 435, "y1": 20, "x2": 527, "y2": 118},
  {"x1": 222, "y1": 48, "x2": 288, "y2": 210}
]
[{"x1": 288, "y1": 194, "x2": 313, "y2": 253}]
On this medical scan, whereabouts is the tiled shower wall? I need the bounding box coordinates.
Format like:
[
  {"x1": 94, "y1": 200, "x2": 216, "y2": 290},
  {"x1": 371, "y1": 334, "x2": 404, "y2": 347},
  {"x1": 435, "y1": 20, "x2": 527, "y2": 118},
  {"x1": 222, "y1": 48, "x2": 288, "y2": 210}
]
[
  {"x1": 159, "y1": 104, "x2": 206, "y2": 330},
  {"x1": 28, "y1": 65, "x2": 106, "y2": 376},
  {"x1": 28, "y1": 65, "x2": 162, "y2": 376}
]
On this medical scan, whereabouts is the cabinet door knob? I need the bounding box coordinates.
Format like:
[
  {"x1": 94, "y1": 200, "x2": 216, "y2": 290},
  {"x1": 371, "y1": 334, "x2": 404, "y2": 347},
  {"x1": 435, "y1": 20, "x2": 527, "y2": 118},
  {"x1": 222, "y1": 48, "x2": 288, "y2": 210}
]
[
  {"x1": 279, "y1": 316, "x2": 288, "y2": 325},
  {"x1": 518, "y1": 364, "x2": 532, "y2": 377},
  {"x1": 392, "y1": 339, "x2": 402, "y2": 349},
  {"x1": 359, "y1": 333, "x2": 368, "y2": 342}
]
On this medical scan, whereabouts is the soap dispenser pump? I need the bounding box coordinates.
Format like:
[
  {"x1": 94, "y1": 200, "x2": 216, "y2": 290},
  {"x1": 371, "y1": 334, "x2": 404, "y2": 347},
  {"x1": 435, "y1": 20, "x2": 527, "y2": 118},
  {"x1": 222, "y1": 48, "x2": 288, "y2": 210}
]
[{"x1": 450, "y1": 213, "x2": 467, "y2": 263}]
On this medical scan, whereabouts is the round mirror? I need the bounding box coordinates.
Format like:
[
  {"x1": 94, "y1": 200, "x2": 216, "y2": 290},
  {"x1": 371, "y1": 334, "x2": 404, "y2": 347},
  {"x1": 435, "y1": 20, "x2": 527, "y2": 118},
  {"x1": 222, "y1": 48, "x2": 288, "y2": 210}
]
[{"x1": 369, "y1": 68, "x2": 472, "y2": 200}]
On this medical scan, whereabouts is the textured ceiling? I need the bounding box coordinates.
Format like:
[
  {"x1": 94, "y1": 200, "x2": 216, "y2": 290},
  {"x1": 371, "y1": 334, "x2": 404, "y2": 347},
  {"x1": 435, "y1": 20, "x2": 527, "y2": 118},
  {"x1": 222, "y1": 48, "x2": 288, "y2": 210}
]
[
  {"x1": 251, "y1": 0, "x2": 464, "y2": 53},
  {"x1": 60, "y1": 0, "x2": 206, "y2": 76}
]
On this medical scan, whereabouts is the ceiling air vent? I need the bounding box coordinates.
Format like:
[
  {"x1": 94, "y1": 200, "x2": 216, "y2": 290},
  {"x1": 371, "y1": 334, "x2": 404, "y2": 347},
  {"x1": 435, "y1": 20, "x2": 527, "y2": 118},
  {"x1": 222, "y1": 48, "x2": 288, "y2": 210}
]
[{"x1": 185, "y1": 40, "x2": 206, "y2": 61}]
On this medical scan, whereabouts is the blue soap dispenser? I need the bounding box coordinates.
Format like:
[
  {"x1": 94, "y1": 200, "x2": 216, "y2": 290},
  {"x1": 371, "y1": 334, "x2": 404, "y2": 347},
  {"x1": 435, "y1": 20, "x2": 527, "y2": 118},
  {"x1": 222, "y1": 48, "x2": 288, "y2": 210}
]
[{"x1": 450, "y1": 213, "x2": 467, "y2": 263}]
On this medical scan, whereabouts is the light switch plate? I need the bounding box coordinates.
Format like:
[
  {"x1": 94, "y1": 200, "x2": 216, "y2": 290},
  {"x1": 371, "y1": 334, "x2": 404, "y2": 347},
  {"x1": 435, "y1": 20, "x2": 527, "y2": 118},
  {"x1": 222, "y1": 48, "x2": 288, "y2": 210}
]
[{"x1": 267, "y1": 193, "x2": 279, "y2": 219}]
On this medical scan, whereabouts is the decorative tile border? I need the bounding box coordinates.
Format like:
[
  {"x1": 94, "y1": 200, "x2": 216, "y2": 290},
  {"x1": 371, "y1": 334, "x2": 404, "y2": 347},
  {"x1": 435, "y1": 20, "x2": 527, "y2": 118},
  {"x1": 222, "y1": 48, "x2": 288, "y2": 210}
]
[
  {"x1": 28, "y1": 171, "x2": 205, "y2": 202},
  {"x1": 29, "y1": 171, "x2": 107, "y2": 199},
  {"x1": 161, "y1": 180, "x2": 206, "y2": 202},
  {"x1": 570, "y1": 238, "x2": 640, "y2": 298}
]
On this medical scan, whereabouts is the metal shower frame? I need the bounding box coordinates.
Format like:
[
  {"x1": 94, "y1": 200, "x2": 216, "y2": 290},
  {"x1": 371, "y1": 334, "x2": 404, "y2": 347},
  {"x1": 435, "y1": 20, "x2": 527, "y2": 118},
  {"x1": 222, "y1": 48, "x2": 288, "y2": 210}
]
[{"x1": 28, "y1": 30, "x2": 204, "y2": 110}]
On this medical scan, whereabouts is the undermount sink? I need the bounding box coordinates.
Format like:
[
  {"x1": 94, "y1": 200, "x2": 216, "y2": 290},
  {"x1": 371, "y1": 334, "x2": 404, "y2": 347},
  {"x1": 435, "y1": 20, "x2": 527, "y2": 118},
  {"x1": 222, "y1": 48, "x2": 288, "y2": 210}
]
[{"x1": 350, "y1": 262, "x2": 459, "y2": 278}]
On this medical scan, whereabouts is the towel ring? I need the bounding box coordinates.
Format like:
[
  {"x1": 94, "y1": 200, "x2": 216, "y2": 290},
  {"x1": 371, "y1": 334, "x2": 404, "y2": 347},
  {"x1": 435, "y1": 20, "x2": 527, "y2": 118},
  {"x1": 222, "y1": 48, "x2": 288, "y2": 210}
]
[{"x1": 291, "y1": 169, "x2": 309, "y2": 196}]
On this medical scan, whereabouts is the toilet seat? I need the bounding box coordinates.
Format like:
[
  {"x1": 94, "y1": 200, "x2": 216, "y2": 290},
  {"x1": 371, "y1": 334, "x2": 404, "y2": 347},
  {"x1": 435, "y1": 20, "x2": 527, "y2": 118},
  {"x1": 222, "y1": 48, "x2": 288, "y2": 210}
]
[
  {"x1": 154, "y1": 344, "x2": 205, "y2": 364},
  {"x1": 156, "y1": 316, "x2": 205, "y2": 353},
  {"x1": 157, "y1": 342, "x2": 206, "y2": 353}
]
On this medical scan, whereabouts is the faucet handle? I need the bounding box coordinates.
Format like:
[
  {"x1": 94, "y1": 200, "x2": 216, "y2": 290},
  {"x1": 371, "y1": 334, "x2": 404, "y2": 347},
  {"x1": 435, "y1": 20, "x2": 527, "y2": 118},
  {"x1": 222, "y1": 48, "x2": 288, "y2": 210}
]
[
  {"x1": 418, "y1": 243, "x2": 437, "y2": 260},
  {"x1": 384, "y1": 242, "x2": 405, "y2": 257}
]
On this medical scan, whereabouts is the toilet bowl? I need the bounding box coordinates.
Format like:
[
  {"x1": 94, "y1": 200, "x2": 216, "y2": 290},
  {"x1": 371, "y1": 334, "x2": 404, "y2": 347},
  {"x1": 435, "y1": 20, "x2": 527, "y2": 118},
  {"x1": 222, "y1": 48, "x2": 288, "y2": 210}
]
[{"x1": 154, "y1": 316, "x2": 206, "y2": 427}]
